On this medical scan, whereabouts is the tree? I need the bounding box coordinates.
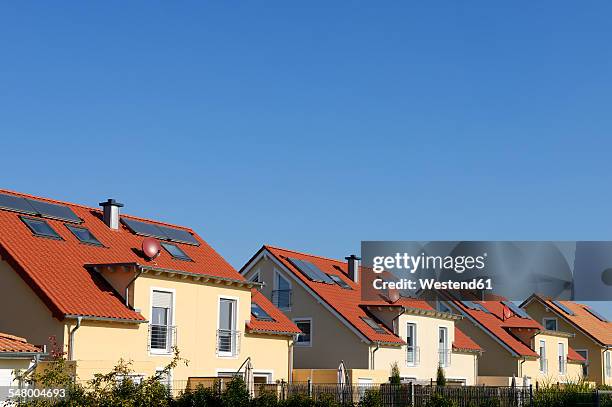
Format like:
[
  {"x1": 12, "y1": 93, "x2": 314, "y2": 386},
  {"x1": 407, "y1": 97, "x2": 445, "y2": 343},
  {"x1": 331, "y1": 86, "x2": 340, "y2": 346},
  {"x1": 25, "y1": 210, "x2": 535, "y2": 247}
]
[
  {"x1": 436, "y1": 366, "x2": 447, "y2": 387},
  {"x1": 390, "y1": 362, "x2": 401, "y2": 385}
]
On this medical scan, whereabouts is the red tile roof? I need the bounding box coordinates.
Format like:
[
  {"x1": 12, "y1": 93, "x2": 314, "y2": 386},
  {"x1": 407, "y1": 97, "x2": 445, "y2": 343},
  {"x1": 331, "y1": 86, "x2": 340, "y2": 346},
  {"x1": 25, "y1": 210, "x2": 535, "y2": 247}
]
[
  {"x1": 527, "y1": 295, "x2": 612, "y2": 347},
  {"x1": 247, "y1": 290, "x2": 302, "y2": 336},
  {"x1": 453, "y1": 327, "x2": 482, "y2": 352},
  {"x1": 255, "y1": 246, "x2": 479, "y2": 349},
  {"x1": 0, "y1": 332, "x2": 42, "y2": 354},
  {"x1": 0, "y1": 190, "x2": 247, "y2": 322}
]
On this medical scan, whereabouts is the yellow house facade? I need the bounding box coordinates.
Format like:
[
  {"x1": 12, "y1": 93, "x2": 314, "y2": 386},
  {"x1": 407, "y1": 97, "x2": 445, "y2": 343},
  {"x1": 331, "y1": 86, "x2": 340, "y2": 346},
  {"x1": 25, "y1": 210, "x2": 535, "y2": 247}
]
[
  {"x1": 521, "y1": 295, "x2": 612, "y2": 386},
  {"x1": 241, "y1": 246, "x2": 482, "y2": 385},
  {"x1": 0, "y1": 190, "x2": 300, "y2": 386}
]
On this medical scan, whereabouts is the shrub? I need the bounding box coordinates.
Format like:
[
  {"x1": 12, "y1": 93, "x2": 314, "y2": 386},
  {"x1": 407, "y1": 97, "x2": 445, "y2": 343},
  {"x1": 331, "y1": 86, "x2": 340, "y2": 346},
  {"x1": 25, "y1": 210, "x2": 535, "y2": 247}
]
[
  {"x1": 359, "y1": 389, "x2": 381, "y2": 407},
  {"x1": 436, "y1": 366, "x2": 446, "y2": 387},
  {"x1": 426, "y1": 393, "x2": 457, "y2": 407},
  {"x1": 389, "y1": 362, "x2": 401, "y2": 385},
  {"x1": 221, "y1": 376, "x2": 250, "y2": 407},
  {"x1": 282, "y1": 394, "x2": 316, "y2": 407}
]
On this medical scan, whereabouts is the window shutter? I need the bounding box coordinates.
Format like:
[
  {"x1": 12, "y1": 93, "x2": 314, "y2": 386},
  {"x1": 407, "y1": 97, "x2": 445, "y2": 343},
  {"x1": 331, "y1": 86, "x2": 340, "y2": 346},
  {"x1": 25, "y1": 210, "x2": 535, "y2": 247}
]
[{"x1": 152, "y1": 291, "x2": 172, "y2": 309}]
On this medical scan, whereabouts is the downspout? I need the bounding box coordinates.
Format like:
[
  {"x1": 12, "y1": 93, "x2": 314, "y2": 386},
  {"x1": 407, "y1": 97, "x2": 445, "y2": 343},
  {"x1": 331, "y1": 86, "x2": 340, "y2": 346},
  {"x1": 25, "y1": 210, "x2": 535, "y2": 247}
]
[
  {"x1": 519, "y1": 357, "x2": 527, "y2": 379},
  {"x1": 391, "y1": 307, "x2": 407, "y2": 335},
  {"x1": 289, "y1": 334, "x2": 298, "y2": 384},
  {"x1": 371, "y1": 342, "x2": 380, "y2": 370},
  {"x1": 125, "y1": 268, "x2": 144, "y2": 308},
  {"x1": 68, "y1": 317, "x2": 82, "y2": 361}
]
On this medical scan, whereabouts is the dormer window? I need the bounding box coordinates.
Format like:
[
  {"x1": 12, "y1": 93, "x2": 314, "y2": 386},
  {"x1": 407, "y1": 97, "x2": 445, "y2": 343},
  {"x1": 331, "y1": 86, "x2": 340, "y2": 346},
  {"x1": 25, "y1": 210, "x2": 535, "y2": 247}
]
[
  {"x1": 66, "y1": 225, "x2": 103, "y2": 246},
  {"x1": 161, "y1": 242, "x2": 192, "y2": 261},
  {"x1": 21, "y1": 217, "x2": 61, "y2": 240}
]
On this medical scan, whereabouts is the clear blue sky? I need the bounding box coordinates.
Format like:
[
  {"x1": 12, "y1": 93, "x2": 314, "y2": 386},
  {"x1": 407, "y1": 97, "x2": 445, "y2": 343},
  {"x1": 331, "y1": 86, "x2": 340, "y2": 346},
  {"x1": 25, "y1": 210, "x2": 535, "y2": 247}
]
[{"x1": 1, "y1": 2, "x2": 612, "y2": 315}]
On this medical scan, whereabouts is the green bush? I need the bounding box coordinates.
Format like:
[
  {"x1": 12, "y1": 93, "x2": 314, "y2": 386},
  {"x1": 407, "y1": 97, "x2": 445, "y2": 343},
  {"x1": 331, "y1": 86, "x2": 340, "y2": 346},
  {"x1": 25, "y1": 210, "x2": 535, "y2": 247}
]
[
  {"x1": 222, "y1": 376, "x2": 250, "y2": 407},
  {"x1": 359, "y1": 389, "x2": 381, "y2": 407},
  {"x1": 426, "y1": 393, "x2": 457, "y2": 407},
  {"x1": 436, "y1": 367, "x2": 446, "y2": 387}
]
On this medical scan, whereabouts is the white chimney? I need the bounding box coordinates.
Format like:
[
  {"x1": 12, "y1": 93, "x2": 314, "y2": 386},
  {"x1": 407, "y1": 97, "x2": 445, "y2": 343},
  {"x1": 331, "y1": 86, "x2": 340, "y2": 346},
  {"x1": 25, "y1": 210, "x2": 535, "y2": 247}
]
[
  {"x1": 99, "y1": 199, "x2": 124, "y2": 230},
  {"x1": 345, "y1": 254, "x2": 361, "y2": 283}
]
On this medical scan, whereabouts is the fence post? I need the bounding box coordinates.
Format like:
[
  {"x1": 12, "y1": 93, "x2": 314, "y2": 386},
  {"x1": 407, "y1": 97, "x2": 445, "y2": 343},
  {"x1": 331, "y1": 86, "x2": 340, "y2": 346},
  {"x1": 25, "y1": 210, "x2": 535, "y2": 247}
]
[
  {"x1": 595, "y1": 389, "x2": 600, "y2": 407},
  {"x1": 529, "y1": 384, "x2": 533, "y2": 407},
  {"x1": 280, "y1": 379, "x2": 286, "y2": 401},
  {"x1": 307, "y1": 378, "x2": 312, "y2": 399},
  {"x1": 410, "y1": 381, "x2": 414, "y2": 406}
]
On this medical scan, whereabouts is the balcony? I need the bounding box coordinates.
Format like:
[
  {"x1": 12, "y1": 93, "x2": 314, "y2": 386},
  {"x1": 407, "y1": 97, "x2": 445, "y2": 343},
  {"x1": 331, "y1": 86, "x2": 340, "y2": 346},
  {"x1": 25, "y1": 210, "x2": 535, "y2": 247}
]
[
  {"x1": 216, "y1": 329, "x2": 241, "y2": 356},
  {"x1": 148, "y1": 324, "x2": 176, "y2": 354},
  {"x1": 272, "y1": 289, "x2": 292, "y2": 309},
  {"x1": 540, "y1": 358, "x2": 548, "y2": 374},
  {"x1": 558, "y1": 357, "x2": 567, "y2": 375},
  {"x1": 438, "y1": 349, "x2": 452, "y2": 368},
  {"x1": 406, "y1": 346, "x2": 420, "y2": 366}
]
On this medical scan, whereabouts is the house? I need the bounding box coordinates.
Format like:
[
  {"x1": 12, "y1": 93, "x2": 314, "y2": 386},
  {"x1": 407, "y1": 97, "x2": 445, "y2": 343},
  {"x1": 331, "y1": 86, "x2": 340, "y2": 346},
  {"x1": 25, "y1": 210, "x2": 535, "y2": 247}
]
[
  {"x1": 442, "y1": 298, "x2": 584, "y2": 386},
  {"x1": 0, "y1": 332, "x2": 44, "y2": 386},
  {"x1": 240, "y1": 246, "x2": 482, "y2": 385},
  {"x1": 0, "y1": 190, "x2": 300, "y2": 385},
  {"x1": 521, "y1": 294, "x2": 612, "y2": 386}
]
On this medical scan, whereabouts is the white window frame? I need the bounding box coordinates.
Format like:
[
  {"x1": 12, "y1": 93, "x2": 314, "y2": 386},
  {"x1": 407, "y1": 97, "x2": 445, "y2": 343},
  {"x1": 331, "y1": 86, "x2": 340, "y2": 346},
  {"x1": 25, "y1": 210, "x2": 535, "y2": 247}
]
[
  {"x1": 406, "y1": 322, "x2": 418, "y2": 367},
  {"x1": 156, "y1": 367, "x2": 173, "y2": 390},
  {"x1": 149, "y1": 287, "x2": 176, "y2": 356},
  {"x1": 273, "y1": 269, "x2": 292, "y2": 311},
  {"x1": 293, "y1": 317, "x2": 312, "y2": 347},
  {"x1": 575, "y1": 349, "x2": 589, "y2": 376},
  {"x1": 606, "y1": 351, "x2": 612, "y2": 378},
  {"x1": 253, "y1": 371, "x2": 274, "y2": 384},
  {"x1": 248, "y1": 268, "x2": 261, "y2": 283},
  {"x1": 558, "y1": 342, "x2": 566, "y2": 375},
  {"x1": 539, "y1": 340, "x2": 547, "y2": 373},
  {"x1": 217, "y1": 295, "x2": 240, "y2": 358},
  {"x1": 543, "y1": 317, "x2": 558, "y2": 331}
]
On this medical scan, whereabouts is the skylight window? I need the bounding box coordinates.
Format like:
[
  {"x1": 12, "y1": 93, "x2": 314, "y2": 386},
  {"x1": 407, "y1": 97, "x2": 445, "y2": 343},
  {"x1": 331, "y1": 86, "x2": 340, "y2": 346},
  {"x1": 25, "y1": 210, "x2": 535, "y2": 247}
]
[
  {"x1": 327, "y1": 273, "x2": 352, "y2": 290},
  {"x1": 161, "y1": 242, "x2": 192, "y2": 261},
  {"x1": 552, "y1": 301, "x2": 575, "y2": 316},
  {"x1": 251, "y1": 303, "x2": 274, "y2": 321},
  {"x1": 21, "y1": 217, "x2": 61, "y2": 240},
  {"x1": 361, "y1": 317, "x2": 387, "y2": 334},
  {"x1": 66, "y1": 225, "x2": 103, "y2": 246},
  {"x1": 584, "y1": 306, "x2": 608, "y2": 322}
]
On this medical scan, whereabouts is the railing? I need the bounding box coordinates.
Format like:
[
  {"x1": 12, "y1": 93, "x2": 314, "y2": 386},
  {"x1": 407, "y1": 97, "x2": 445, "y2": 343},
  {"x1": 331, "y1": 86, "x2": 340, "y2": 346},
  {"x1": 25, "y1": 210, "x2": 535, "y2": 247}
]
[
  {"x1": 216, "y1": 329, "x2": 241, "y2": 356},
  {"x1": 406, "y1": 346, "x2": 420, "y2": 366},
  {"x1": 272, "y1": 289, "x2": 292, "y2": 309},
  {"x1": 558, "y1": 356, "x2": 567, "y2": 375},
  {"x1": 148, "y1": 324, "x2": 176, "y2": 353},
  {"x1": 540, "y1": 357, "x2": 548, "y2": 373},
  {"x1": 606, "y1": 363, "x2": 612, "y2": 378},
  {"x1": 438, "y1": 348, "x2": 451, "y2": 367}
]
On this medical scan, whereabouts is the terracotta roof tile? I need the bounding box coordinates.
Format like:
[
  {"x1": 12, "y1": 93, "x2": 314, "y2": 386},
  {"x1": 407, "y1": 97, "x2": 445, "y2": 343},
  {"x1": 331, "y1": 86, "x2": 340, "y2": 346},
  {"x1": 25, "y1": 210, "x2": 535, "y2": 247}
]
[
  {"x1": 247, "y1": 290, "x2": 301, "y2": 335},
  {"x1": 0, "y1": 332, "x2": 42, "y2": 354},
  {"x1": 453, "y1": 327, "x2": 482, "y2": 352}
]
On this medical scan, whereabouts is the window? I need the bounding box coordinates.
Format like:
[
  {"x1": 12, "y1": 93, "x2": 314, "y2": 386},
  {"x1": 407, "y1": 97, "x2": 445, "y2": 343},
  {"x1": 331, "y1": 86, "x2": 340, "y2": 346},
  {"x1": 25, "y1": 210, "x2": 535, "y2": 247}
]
[
  {"x1": 161, "y1": 242, "x2": 192, "y2": 261},
  {"x1": 150, "y1": 290, "x2": 173, "y2": 354},
  {"x1": 327, "y1": 274, "x2": 352, "y2": 290},
  {"x1": 294, "y1": 318, "x2": 312, "y2": 346},
  {"x1": 253, "y1": 373, "x2": 273, "y2": 384},
  {"x1": 21, "y1": 217, "x2": 61, "y2": 239},
  {"x1": 406, "y1": 323, "x2": 418, "y2": 366},
  {"x1": 65, "y1": 225, "x2": 102, "y2": 246},
  {"x1": 539, "y1": 340, "x2": 547, "y2": 373},
  {"x1": 248, "y1": 270, "x2": 261, "y2": 283},
  {"x1": 606, "y1": 352, "x2": 611, "y2": 378},
  {"x1": 251, "y1": 303, "x2": 274, "y2": 321},
  {"x1": 439, "y1": 327, "x2": 449, "y2": 367},
  {"x1": 115, "y1": 374, "x2": 144, "y2": 385},
  {"x1": 218, "y1": 298, "x2": 238, "y2": 356},
  {"x1": 156, "y1": 368, "x2": 172, "y2": 390},
  {"x1": 361, "y1": 317, "x2": 387, "y2": 334},
  {"x1": 273, "y1": 271, "x2": 292, "y2": 310},
  {"x1": 437, "y1": 301, "x2": 452, "y2": 314},
  {"x1": 543, "y1": 318, "x2": 558, "y2": 331},
  {"x1": 575, "y1": 349, "x2": 588, "y2": 376},
  {"x1": 558, "y1": 342, "x2": 566, "y2": 375}
]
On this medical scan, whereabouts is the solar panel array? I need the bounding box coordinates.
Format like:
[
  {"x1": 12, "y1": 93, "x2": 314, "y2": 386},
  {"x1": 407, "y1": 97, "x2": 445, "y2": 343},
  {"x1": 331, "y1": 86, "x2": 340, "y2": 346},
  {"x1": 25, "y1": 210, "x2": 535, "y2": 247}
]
[
  {"x1": 121, "y1": 218, "x2": 199, "y2": 246},
  {"x1": 287, "y1": 257, "x2": 334, "y2": 284},
  {"x1": 462, "y1": 301, "x2": 490, "y2": 314},
  {"x1": 584, "y1": 306, "x2": 608, "y2": 322},
  {"x1": 251, "y1": 303, "x2": 274, "y2": 321},
  {"x1": 502, "y1": 300, "x2": 531, "y2": 319},
  {"x1": 552, "y1": 300, "x2": 575, "y2": 316},
  {"x1": 361, "y1": 317, "x2": 387, "y2": 334},
  {"x1": 0, "y1": 193, "x2": 81, "y2": 223}
]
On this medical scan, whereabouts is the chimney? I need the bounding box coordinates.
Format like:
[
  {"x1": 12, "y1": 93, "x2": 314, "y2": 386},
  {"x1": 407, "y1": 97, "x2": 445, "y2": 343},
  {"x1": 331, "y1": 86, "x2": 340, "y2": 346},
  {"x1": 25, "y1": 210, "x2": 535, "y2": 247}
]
[
  {"x1": 345, "y1": 254, "x2": 361, "y2": 283},
  {"x1": 99, "y1": 199, "x2": 124, "y2": 230}
]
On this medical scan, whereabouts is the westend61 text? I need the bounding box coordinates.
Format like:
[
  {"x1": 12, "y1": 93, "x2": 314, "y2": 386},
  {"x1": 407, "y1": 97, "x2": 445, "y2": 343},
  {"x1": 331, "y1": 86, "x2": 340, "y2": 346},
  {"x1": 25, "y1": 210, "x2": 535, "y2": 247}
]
[{"x1": 372, "y1": 278, "x2": 493, "y2": 291}]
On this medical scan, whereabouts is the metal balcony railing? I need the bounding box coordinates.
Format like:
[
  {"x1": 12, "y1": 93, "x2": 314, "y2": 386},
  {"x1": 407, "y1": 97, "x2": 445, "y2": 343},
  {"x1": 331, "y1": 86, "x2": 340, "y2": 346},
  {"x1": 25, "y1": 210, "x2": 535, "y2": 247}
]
[
  {"x1": 540, "y1": 358, "x2": 548, "y2": 373},
  {"x1": 148, "y1": 324, "x2": 176, "y2": 353},
  {"x1": 438, "y1": 348, "x2": 452, "y2": 367},
  {"x1": 272, "y1": 289, "x2": 292, "y2": 309},
  {"x1": 559, "y1": 357, "x2": 567, "y2": 375},
  {"x1": 216, "y1": 329, "x2": 241, "y2": 356},
  {"x1": 406, "y1": 346, "x2": 420, "y2": 366}
]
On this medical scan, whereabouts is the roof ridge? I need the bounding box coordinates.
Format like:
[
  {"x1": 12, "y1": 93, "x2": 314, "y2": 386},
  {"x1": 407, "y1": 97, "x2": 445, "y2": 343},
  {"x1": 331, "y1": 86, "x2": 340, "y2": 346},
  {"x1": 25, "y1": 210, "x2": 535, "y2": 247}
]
[
  {"x1": 0, "y1": 189, "x2": 193, "y2": 231},
  {"x1": 264, "y1": 245, "x2": 351, "y2": 265}
]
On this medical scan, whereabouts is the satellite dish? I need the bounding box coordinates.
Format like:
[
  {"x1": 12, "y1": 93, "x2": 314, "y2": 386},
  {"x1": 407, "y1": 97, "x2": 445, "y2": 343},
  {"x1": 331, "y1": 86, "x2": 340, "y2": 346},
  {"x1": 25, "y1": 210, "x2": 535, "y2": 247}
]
[{"x1": 142, "y1": 237, "x2": 161, "y2": 260}]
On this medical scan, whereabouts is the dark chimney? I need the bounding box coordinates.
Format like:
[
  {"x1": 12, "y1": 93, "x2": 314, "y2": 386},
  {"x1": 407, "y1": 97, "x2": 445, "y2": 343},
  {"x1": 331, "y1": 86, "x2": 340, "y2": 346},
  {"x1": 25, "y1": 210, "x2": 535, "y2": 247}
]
[
  {"x1": 99, "y1": 199, "x2": 124, "y2": 230},
  {"x1": 345, "y1": 254, "x2": 361, "y2": 283}
]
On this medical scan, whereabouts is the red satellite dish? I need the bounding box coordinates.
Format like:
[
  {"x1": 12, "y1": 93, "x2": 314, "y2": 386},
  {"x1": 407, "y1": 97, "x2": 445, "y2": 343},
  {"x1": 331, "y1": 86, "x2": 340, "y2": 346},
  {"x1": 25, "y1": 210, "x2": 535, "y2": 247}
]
[{"x1": 142, "y1": 237, "x2": 161, "y2": 260}]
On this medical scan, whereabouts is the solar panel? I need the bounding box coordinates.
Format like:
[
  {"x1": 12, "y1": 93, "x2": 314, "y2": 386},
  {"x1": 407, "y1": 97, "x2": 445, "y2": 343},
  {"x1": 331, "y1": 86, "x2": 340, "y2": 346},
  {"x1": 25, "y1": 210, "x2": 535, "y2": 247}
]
[
  {"x1": 552, "y1": 300, "x2": 575, "y2": 316},
  {"x1": 462, "y1": 301, "x2": 490, "y2": 313},
  {"x1": 251, "y1": 303, "x2": 274, "y2": 321},
  {"x1": 502, "y1": 301, "x2": 531, "y2": 319},
  {"x1": 158, "y1": 225, "x2": 199, "y2": 245},
  {"x1": 121, "y1": 218, "x2": 199, "y2": 246},
  {"x1": 0, "y1": 193, "x2": 37, "y2": 214},
  {"x1": 361, "y1": 317, "x2": 387, "y2": 334},
  {"x1": 27, "y1": 199, "x2": 81, "y2": 223},
  {"x1": 327, "y1": 274, "x2": 352, "y2": 290},
  {"x1": 287, "y1": 258, "x2": 334, "y2": 284},
  {"x1": 584, "y1": 306, "x2": 608, "y2": 322}
]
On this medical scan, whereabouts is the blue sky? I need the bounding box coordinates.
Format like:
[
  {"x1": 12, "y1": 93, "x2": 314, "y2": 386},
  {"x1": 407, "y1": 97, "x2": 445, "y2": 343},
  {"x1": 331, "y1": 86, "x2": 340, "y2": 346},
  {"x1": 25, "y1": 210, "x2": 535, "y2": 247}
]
[{"x1": 1, "y1": 2, "x2": 612, "y2": 315}]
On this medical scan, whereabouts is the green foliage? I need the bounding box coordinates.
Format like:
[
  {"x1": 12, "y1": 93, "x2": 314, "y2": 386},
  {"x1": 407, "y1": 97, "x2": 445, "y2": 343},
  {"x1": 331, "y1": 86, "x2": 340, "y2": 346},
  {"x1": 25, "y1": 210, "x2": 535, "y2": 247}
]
[
  {"x1": 282, "y1": 394, "x2": 316, "y2": 407},
  {"x1": 436, "y1": 366, "x2": 446, "y2": 387},
  {"x1": 250, "y1": 389, "x2": 279, "y2": 407},
  {"x1": 426, "y1": 393, "x2": 457, "y2": 407},
  {"x1": 358, "y1": 389, "x2": 381, "y2": 407},
  {"x1": 175, "y1": 384, "x2": 221, "y2": 407},
  {"x1": 389, "y1": 362, "x2": 401, "y2": 385},
  {"x1": 222, "y1": 375, "x2": 251, "y2": 407}
]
